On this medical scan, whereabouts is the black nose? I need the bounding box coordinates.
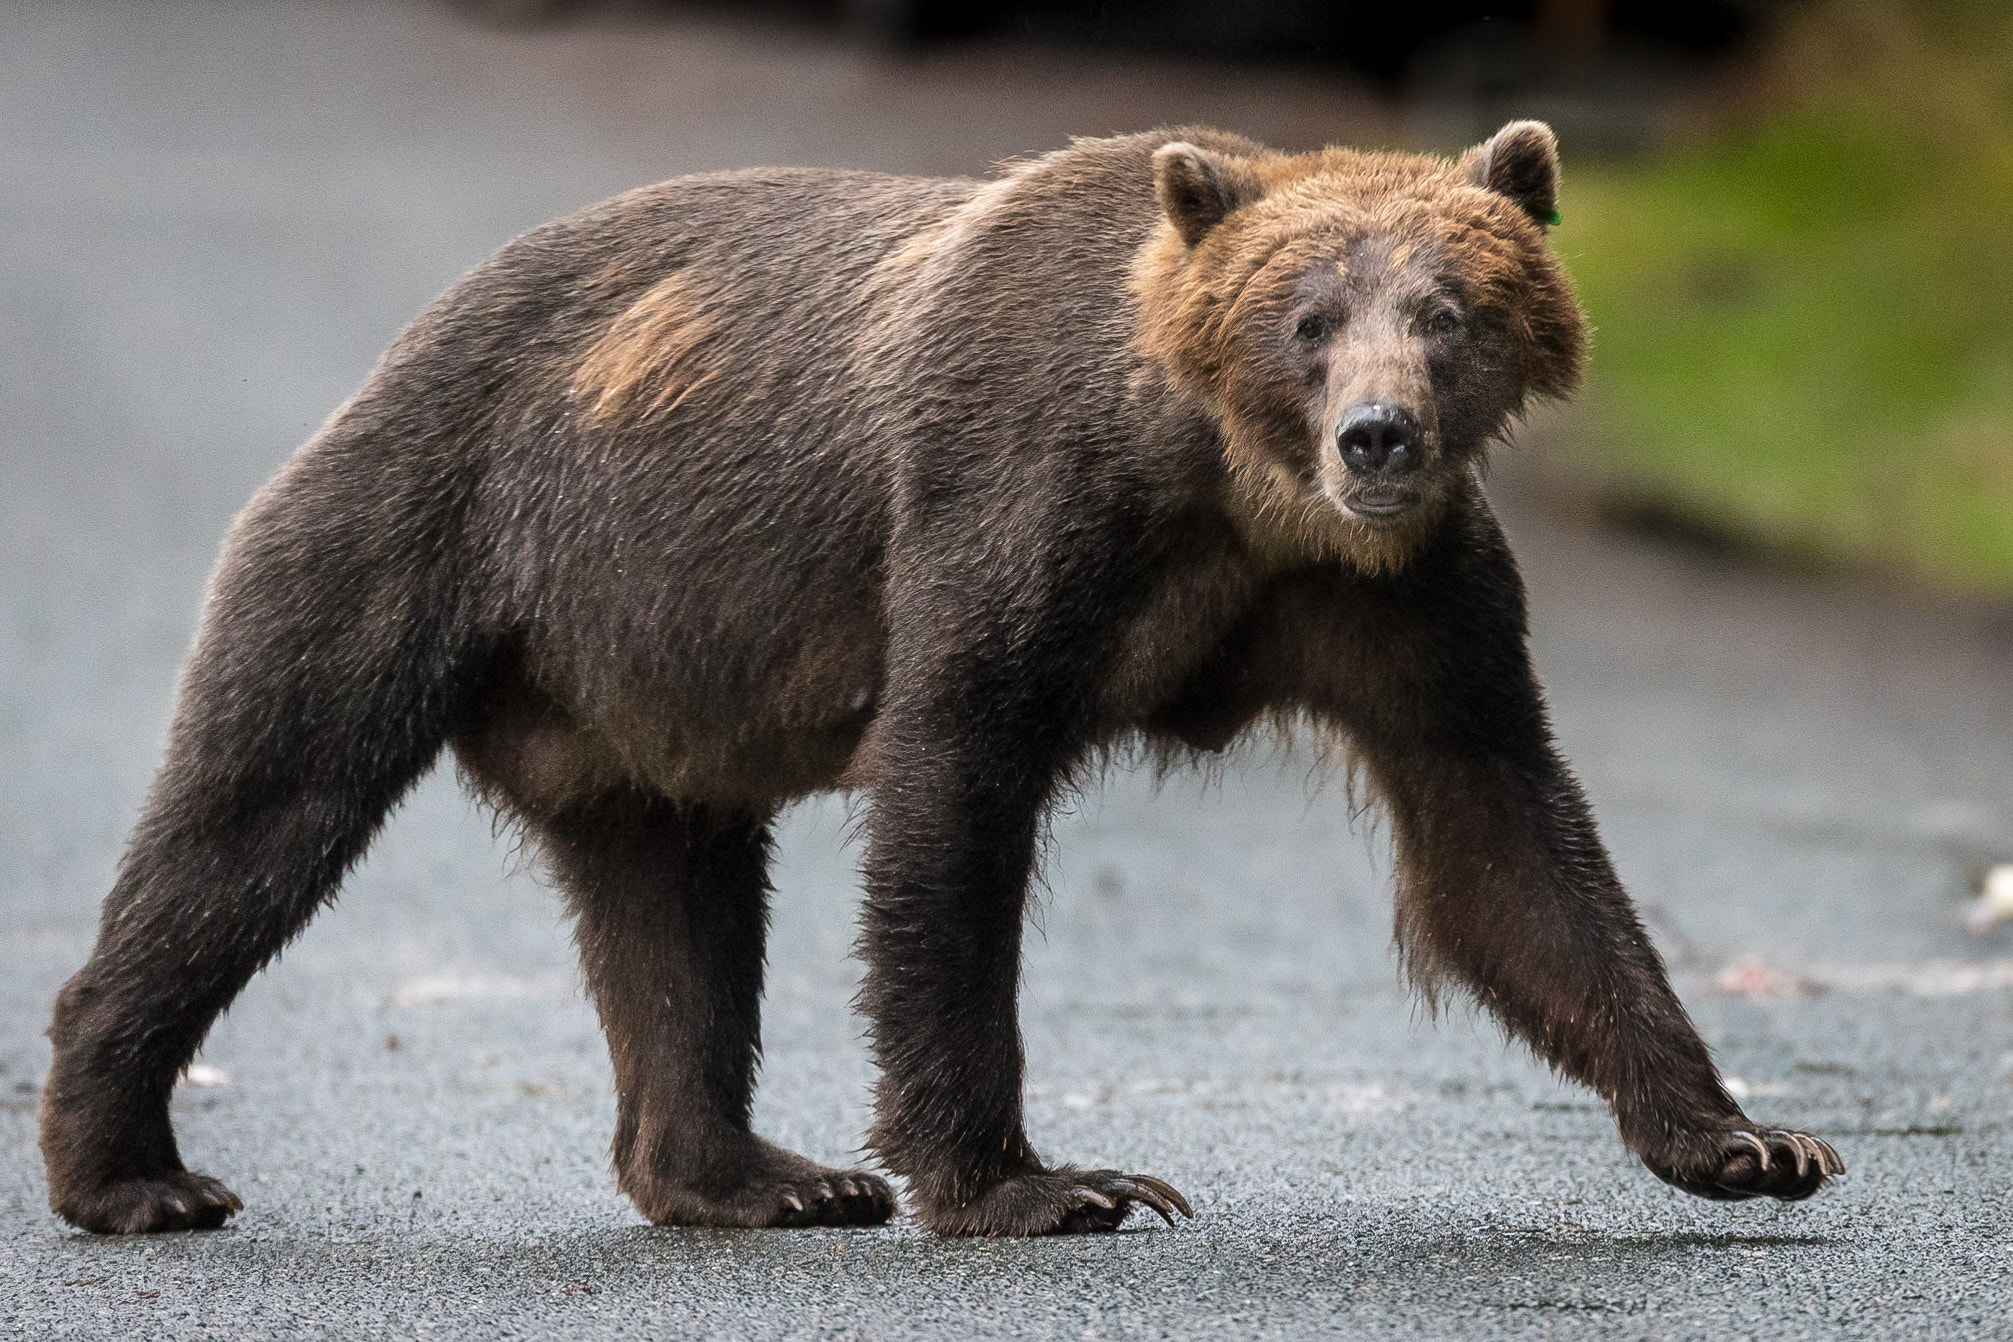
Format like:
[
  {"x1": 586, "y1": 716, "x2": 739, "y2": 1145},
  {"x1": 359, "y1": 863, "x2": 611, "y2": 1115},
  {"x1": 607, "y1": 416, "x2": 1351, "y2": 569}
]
[{"x1": 1336, "y1": 401, "x2": 1421, "y2": 474}]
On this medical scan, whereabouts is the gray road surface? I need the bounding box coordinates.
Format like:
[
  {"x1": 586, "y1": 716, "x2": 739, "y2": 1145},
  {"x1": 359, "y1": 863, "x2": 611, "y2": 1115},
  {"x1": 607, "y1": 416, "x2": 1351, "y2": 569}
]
[{"x1": 2, "y1": 3, "x2": 2010, "y2": 1337}]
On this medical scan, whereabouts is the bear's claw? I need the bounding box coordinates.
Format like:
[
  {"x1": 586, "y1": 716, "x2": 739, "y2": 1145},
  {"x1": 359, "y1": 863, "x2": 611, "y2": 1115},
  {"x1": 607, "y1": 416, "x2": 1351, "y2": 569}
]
[
  {"x1": 923, "y1": 1165, "x2": 1194, "y2": 1236},
  {"x1": 1649, "y1": 1127, "x2": 1844, "y2": 1203},
  {"x1": 1097, "y1": 1174, "x2": 1191, "y2": 1226}
]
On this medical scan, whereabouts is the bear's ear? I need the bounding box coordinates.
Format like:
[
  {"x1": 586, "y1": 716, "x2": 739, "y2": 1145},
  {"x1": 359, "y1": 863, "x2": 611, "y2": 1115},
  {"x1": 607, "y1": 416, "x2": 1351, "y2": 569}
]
[
  {"x1": 1153, "y1": 141, "x2": 1262, "y2": 248},
  {"x1": 1462, "y1": 120, "x2": 1562, "y2": 228}
]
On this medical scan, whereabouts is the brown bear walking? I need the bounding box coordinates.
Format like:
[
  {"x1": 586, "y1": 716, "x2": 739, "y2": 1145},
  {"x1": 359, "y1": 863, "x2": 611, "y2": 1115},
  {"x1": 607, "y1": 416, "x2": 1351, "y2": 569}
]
[{"x1": 40, "y1": 122, "x2": 1841, "y2": 1238}]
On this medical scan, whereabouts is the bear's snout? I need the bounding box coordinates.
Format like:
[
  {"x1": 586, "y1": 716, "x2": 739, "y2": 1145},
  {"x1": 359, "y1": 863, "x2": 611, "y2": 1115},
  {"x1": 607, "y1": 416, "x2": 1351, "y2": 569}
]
[
  {"x1": 1330, "y1": 398, "x2": 1431, "y2": 523},
  {"x1": 1335, "y1": 400, "x2": 1422, "y2": 478}
]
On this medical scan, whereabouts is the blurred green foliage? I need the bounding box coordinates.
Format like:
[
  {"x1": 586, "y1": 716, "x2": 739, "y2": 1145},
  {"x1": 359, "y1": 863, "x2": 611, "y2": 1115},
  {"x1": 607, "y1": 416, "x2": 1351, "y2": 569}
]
[{"x1": 1555, "y1": 0, "x2": 2013, "y2": 593}]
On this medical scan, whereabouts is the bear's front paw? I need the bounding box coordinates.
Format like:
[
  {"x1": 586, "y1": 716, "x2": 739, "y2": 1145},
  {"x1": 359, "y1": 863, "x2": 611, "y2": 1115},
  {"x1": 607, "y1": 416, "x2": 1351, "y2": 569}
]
[
  {"x1": 1645, "y1": 1127, "x2": 1844, "y2": 1203},
  {"x1": 918, "y1": 1166, "x2": 1193, "y2": 1237},
  {"x1": 53, "y1": 1169, "x2": 243, "y2": 1234}
]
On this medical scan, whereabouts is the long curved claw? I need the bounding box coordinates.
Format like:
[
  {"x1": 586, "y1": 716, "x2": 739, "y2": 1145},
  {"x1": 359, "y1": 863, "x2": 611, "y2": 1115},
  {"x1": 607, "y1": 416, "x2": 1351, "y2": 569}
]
[
  {"x1": 1797, "y1": 1131, "x2": 1838, "y2": 1178},
  {"x1": 1128, "y1": 1174, "x2": 1194, "y2": 1219},
  {"x1": 1072, "y1": 1186, "x2": 1118, "y2": 1211},
  {"x1": 1728, "y1": 1129, "x2": 1771, "y2": 1172},
  {"x1": 1108, "y1": 1179, "x2": 1177, "y2": 1227}
]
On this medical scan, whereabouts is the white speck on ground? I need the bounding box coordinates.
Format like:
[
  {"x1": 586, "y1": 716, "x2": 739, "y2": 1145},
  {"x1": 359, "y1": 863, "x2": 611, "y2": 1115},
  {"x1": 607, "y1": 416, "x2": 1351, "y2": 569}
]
[{"x1": 1964, "y1": 864, "x2": 2013, "y2": 934}]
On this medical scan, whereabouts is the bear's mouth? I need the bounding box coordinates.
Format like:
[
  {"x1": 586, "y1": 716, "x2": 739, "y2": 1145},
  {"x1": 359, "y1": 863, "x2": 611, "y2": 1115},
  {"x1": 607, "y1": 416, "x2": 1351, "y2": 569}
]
[{"x1": 1342, "y1": 485, "x2": 1421, "y2": 524}]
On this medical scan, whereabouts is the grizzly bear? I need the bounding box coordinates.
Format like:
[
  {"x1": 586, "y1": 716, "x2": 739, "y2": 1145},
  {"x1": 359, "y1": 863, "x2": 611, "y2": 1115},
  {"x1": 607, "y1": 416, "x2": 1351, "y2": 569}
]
[{"x1": 40, "y1": 121, "x2": 1841, "y2": 1238}]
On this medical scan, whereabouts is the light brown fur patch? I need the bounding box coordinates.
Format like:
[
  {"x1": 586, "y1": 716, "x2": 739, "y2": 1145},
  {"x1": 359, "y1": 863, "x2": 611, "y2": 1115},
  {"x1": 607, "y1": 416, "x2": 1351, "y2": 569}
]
[{"x1": 570, "y1": 271, "x2": 719, "y2": 426}]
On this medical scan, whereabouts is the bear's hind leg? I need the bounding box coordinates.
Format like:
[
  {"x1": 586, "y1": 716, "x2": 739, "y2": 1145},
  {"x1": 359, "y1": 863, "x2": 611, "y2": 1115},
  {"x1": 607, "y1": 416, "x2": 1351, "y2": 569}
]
[
  {"x1": 40, "y1": 467, "x2": 466, "y2": 1233},
  {"x1": 539, "y1": 790, "x2": 893, "y2": 1228}
]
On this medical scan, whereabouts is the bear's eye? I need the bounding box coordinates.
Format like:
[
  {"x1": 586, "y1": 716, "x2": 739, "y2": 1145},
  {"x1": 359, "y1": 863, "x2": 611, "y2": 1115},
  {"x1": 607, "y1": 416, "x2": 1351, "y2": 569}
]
[
  {"x1": 1294, "y1": 314, "x2": 1330, "y2": 342},
  {"x1": 1425, "y1": 306, "x2": 1462, "y2": 336}
]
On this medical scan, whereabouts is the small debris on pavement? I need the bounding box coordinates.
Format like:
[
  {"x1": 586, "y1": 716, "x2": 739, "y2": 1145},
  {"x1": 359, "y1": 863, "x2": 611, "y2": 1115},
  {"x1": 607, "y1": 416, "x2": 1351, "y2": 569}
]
[
  {"x1": 1716, "y1": 957, "x2": 1819, "y2": 998},
  {"x1": 181, "y1": 1063, "x2": 230, "y2": 1087},
  {"x1": 1964, "y1": 864, "x2": 2013, "y2": 934}
]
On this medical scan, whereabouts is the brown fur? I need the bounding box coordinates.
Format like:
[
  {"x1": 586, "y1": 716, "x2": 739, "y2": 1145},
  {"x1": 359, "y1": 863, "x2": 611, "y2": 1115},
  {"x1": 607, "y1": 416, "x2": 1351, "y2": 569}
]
[{"x1": 39, "y1": 125, "x2": 1839, "y2": 1240}]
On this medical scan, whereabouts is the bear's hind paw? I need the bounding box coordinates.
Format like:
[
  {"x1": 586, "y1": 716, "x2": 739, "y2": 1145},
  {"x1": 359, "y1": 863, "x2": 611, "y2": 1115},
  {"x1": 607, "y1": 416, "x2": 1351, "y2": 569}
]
[
  {"x1": 632, "y1": 1149, "x2": 896, "y2": 1229},
  {"x1": 55, "y1": 1170, "x2": 242, "y2": 1235}
]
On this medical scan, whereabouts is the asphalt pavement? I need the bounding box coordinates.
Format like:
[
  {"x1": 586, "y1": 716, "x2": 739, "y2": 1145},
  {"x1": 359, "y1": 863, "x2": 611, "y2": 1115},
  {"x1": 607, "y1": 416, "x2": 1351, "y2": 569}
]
[{"x1": 2, "y1": 3, "x2": 2010, "y2": 1337}]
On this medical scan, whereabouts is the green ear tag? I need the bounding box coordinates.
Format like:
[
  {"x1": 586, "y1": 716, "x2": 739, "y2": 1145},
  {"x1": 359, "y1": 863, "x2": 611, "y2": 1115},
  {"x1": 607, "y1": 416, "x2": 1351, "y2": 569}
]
[{"x1": 1540, "y1": 205, "x2": 1563, "y2": 227}]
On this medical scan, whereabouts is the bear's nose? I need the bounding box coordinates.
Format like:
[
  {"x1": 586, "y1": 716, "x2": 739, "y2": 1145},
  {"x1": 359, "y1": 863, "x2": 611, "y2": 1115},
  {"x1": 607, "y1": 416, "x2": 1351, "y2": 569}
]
[{"x1": 1336, "y1": 401, "x2": 1421, "y2": 475}]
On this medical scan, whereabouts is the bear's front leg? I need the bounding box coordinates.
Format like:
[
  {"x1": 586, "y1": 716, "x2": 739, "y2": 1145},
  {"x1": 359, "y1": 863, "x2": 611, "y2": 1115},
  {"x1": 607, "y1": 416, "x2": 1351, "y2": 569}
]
[
  {"x1": 857, "y1": 589, "x2": 1192, "y2": 1237},
  {"x1": 1298, "y1": 502, "x2": 1843, "y2": 1202}
]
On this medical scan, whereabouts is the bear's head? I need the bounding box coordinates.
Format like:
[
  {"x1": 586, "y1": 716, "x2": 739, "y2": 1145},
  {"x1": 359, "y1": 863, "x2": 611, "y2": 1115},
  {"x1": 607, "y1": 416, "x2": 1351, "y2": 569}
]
[{"x1": 1134, "y1": 121, "x2": 1586, "y2": 568}]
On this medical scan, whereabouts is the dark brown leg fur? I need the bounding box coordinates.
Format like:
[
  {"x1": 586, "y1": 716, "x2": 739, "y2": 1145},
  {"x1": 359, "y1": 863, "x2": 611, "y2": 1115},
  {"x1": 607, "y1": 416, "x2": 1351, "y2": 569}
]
[
  {"x1": 41, "y1": 445, "x2": 467, "y2": 1233},
  {"x1": 1189, "y1": 495, "x2": 1841, "y2": 1202},
  {"x1": 537, "y1": 791, "x2": 893, "y2": 1227},
  {"x1": 1372, "y1": 734, "x2": 1841, "y2": 1199},
  {"x1": 858, "y1": 557, "x2": 1195, "y2": 1237}
]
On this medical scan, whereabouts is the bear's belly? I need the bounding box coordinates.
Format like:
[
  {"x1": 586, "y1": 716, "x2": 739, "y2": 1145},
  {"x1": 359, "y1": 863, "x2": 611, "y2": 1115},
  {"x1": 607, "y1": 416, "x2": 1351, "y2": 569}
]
[
  {"x1": 462, "y1": 599, "x2": 886, "y2": 816},
  {"x1": 458, "y1": 683, "x2": 878, "y2": 818},
  {"x1": 462, "y1": 532, "x2": 1275, "y2": 816}
]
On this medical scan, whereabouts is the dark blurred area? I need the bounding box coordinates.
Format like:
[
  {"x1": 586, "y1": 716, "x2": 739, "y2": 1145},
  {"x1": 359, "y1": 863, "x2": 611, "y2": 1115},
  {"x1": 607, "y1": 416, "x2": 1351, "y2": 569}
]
[
  {"x1": 834, "y1": 0, "x2": 1762, "y2": 72},
  {"x1": 473, "y1": 0, "x2": 1767, "y2": 69},
  {"x1": 463, "y1": 0, "x2": 1788, "y2": 155},
  {"x1": 856, "y1": 0, "x2": 1781, "y2": 153}
]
